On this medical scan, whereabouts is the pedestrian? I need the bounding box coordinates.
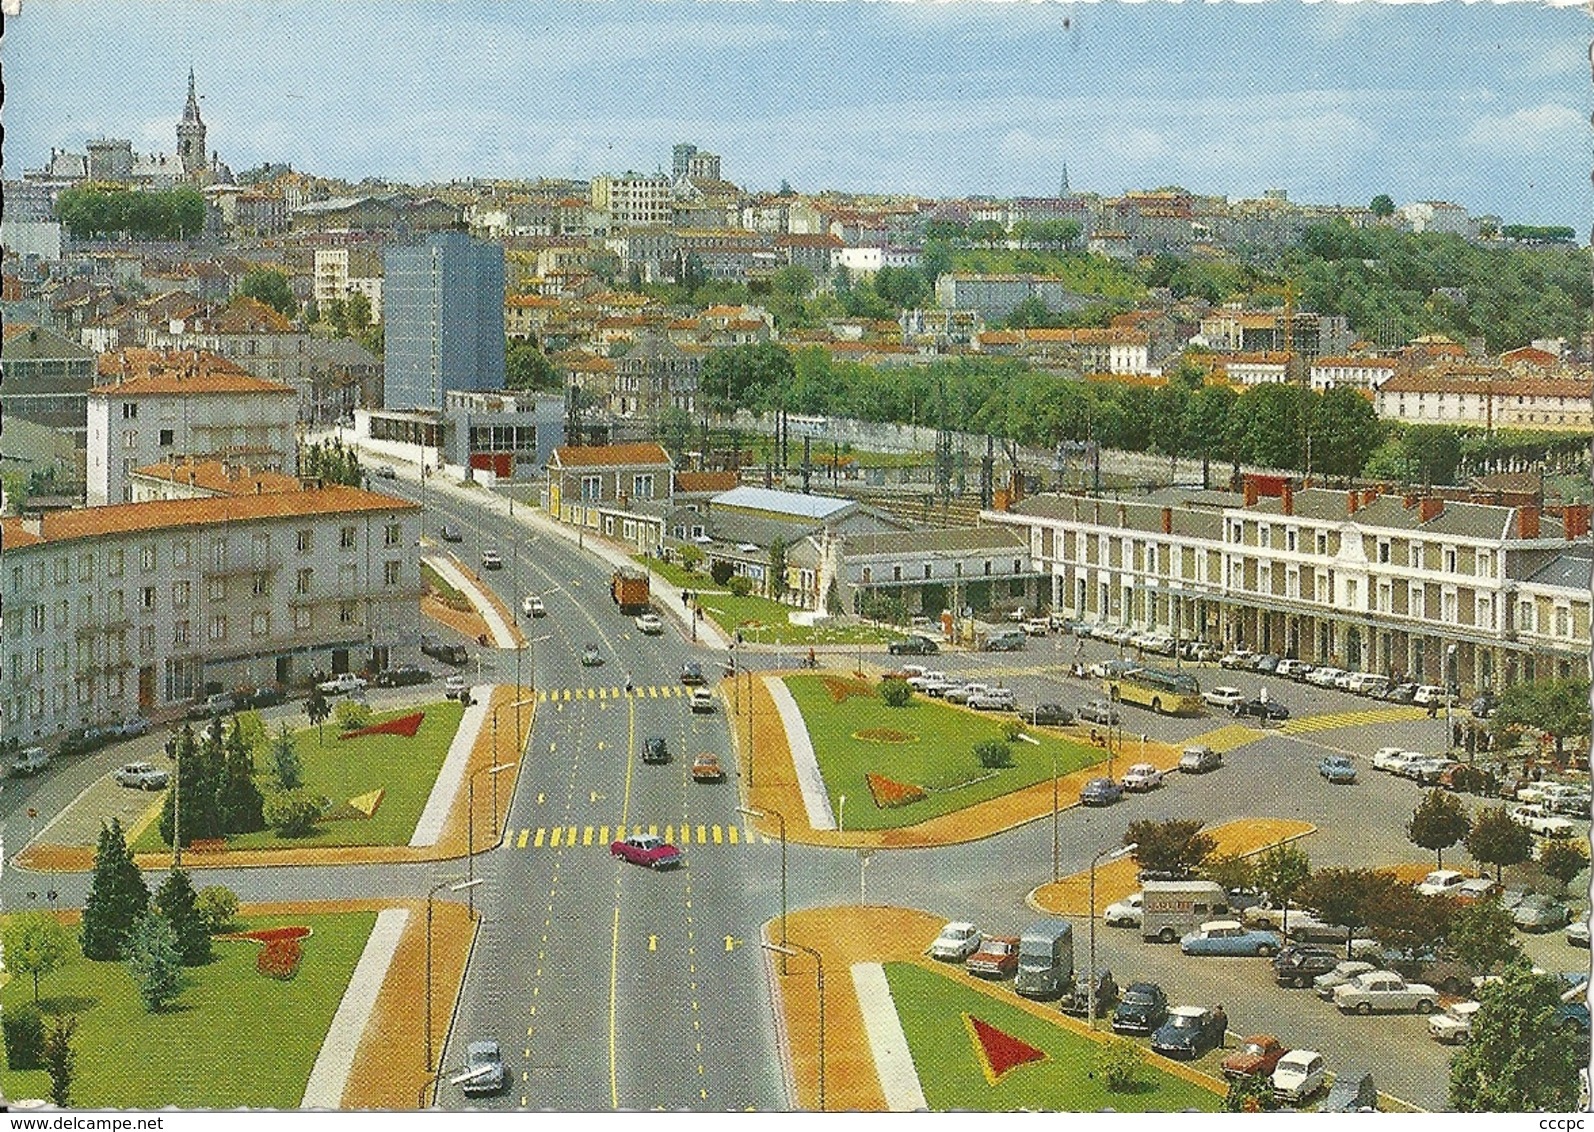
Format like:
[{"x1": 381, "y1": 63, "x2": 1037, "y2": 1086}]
[
  {"x1": 807, "y1": 646, "x2": 817, "y2": 669},
  {"x1": 626, "y1": 673, "x2": 635, "y2": 694},
  {"x1": 1212, "y1": 1004, "x2": 1228, "y2": 1047}
]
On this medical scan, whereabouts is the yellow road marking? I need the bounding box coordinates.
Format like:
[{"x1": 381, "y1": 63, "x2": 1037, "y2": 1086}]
[
  {"x1": 517, "y1": 829, "x2": 529, "y2": 849},
  {"x1": 599, "y1": 825, "x2": 609, "y2": 842},
  {"x1": 664, "y1": 825, "x2": 674, "y2": 843},
  {"x1": 567, "y1": 825, "x2": 577, "y2": 844},
  {"x1": 549, "y1": 827, "x2": 561, "y2": 847},
  {"x1": 609, "y1": 686, "x2": 639, "y2": 1111},
  {"x1": 534, "y1": 828, "x2": 546, "y2": 848},
  {"x1": 583, "y1": 826, "x2": 594, "y2": 846},
  {"x1": 728, "y1": 825, "x2": 739, "y2": 844},
  {"x1": 697, "y1": 824, "x2": 706, "y2": 843},
  {"x1": 712, "y1": 825, "x2": 722, "y2": 844}
]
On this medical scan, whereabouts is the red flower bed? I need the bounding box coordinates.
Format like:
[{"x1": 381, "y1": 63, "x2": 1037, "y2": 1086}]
[
  {"x1": 339, "y1": 711, "x2": 425, "y2": 740},
  {"x1": 866, "y1": 772, "x2": 927, "y2": 809},
  {"x1": 258, "y1": 938, "x2": 302, "y2": 980}
]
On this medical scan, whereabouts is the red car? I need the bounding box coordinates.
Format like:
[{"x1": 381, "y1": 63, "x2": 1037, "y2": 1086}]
[
  {"x1": 610, "y1": 833, "x2": 682, "y2": 870},
  {"x1": 966, "y1": 935, "x2": 1020, "y2": 979},
  {"x1": 1221, "y1": 1034, "x2": 1289, "y2": 1079}
]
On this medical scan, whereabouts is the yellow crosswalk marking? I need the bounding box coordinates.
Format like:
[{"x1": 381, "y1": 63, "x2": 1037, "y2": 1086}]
[
  {"x1": 549, "y1": 827, "x2": 561, "y2": 847},
  {"x1": 561, "y1": 689, "x2": 570, "y2": 702},
  {"x1": 648, "y1": 685, "x2": 659, "y2": 698},
  {"x1": 566, "y1": 826, "x2": 576, "y2": 844},
  {"x1": 597, "y1": 687, "x2": 606, "y2": 700},
  {"x1": 664, "y1": 825, "x2": 674, "y2": 843},
  {"x1": 697, "y1": 824, "x2": 706, "y2": 843},
  {"x1": 649, "y1": 824, "x2": 658, "y2": 837},
  {"x1": 1281, "y1": 705, "x2": 1426, "y2": 734},
  {"x1": 613, "y1": 687, "x2": 623, "y2": 699},
  {"x1": 614, "y1": 823, "x2": 625, "y2": 841},
  {"x1": 534, "y1": 828, "x2": 545, "y2": 848},
  {"x1": 517, "y1": 829, "x2": 529, "y2": 849},
  {"x1": 1182, "y1": 723, "x2": 1262, "y2": 753},
  {"x1": 583, "y1": 826, "x2": 594, "y2": 846},
  {"x1": 728, "y1": 825, "x2": 739, "y2": 844},
  {"x1": 712, "y1": 825, "x2": 722, "y2": 844},
  {"x1": 518, "y1": 823, "x2": 757, "y2": 849},
  {"x1": 599, "y1": 826, "x2": 610, "y2": 843}
]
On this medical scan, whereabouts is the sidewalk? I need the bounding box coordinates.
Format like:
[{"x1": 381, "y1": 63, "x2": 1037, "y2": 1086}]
[{"x1": 424, "y1": 553, "x2": 523, "y2": 648}]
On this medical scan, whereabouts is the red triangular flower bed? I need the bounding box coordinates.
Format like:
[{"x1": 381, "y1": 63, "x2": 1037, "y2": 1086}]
[
  {"x1": 339, "y1": 711, "x2": 425, "y2": 740},
  {"x1": 964, "y1": 1013, "x2": 1047, "y2": 1084},
  {"x1": 865, "y1": 772, "x2": 926, "y2": 809}
]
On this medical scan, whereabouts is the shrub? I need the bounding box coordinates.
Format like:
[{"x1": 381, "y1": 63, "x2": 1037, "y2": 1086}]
[
  {"x1": 264, "y1": 789, "x2": 324, "y2": 837},
  {"x1": 257, "y1": 938, "x2": 303, "y2": 980},
  {"x1": 1095, "y1": 1036, "x2": 1145, "y2": 1092},
  {"x1": 727, "y1": 576, "x2": 754, "y2": 597},
  {"x1": 709, "y1": 560, "x2": 735, "y2": 586},
  {"x1": 333, "y1": 698, "x2": 373, "y2": 733},
  {"x1": 195, "y1": 886, "x2": 240, "y2": 934},
  {"x1": 973, "y1": 739, "x2": 1013, "y2": 769},
  {"x1": 678, "y1": 545, "x2": 704, "y2": 572},
  {"x1": 2, "y1": 1002, "x2": 46, "y2": 1070},
  {"x1": 42, "y1": 1014, "x2": 75, "y2": 1107},
  {"x1": 999, "y1": 719, "x2": 1025, "y2": 743},
  {"x1": 1225, "y1": 1071, "x2": 1278, "y2": 1112},
  {"x1": 878, "y1": 678, "x2": 913, "y2": 707}
]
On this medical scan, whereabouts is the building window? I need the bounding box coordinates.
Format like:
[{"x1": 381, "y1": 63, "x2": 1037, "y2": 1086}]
[
  {"x1": 861, "y1": 567, "x2": 872, "y2": 584},
  {"x1": 141, "y1": 545, "x2": 157, "y2": 572},
  {"x1": 892, "y1": 565, "x2": 903, "y2": 582},
  {"x1": 210, "y1": 578, "x2": 227, "y2": 603},
  {"x1": 252, "y1": 612, "x2": 270, "y2": 637},
  {"x1": 210, "y1": 538, "x2": 226, "y2": 571},
  {"x1": 174, "y1": 620, "x2": 191, "y2": 646},
  {"x1": 633, "y1": 473, "x2": 654, "y2": 498},
  {"x1": 383, "y1": 560, "x2": 401, "y2": 586},
  {"x1": 1315, "y1": 532, "x2": 1328, "y2": 556},
  {"x1": 1518, "y1": 600, "x2": 1535, "y2": 633},
  {"x1": 923, "y1": 564, "x2": 932, "y2": 580},
  {"x1": 252, "y1": 573, "x2": 269, "y2": 597},
  {"x1": 106, "y1": 548, "x2": 124, "y2": 577},
  {"x1": 1555, "y1": 607, "x2": 1571, "y2": 637},
  {"x1": 581, "y1": 475, "x2": 602, "y2": 501},
  {"x1": 1410, "y1": 542, "x2": 1422, "y2": 568},
  {"x1": 173, "y1": 581, "x2": 190, "y2": 608},
  {"x1": 122, "y1": 402, "x2": 138, "y2": 420},
  {"x1": 1013, "y1": 558, "x2": 1023, "y2": 575},
  {"x1": 983, "y1": 560, "x2": 992, "y2": 576},
  {"x1": 1443, "y1": 547, "x2": 1457, "y2": 573},
  {"x1": 339, "y1": 601, "x2": 356, "y2": 624},
  {"x1": 208, "y1": 615, "x2": 226, "y2": 642},
  {"x1": 297, "y1": 529, "x2": 313, "y2": 553},
  {"x1": 385, "y1": 523, "x2": 401, "y2": 547},
  {"x1": 1285, "y1": 528, "x2": 1298, "y2": 553},
  {"x1": 296, "y1": 568, "x2": 313, "y2": 595},
  {"x1": 1477, "y1": 550, "x2": 1493, "y2": 579},
  {"x1": 159, "y1": 428, "x2": 174, "y2": 447},
  {"x1": 1258, "y1": 524, "x2": 1270, "y2": 550},
  {"x1": 339, "y1": 526, "x2": 356, "y2": 549},
  {"x1": 1377, "y1": 540, "x2": 1390, "y2": 564},
  {"x1": 139, "y1": 626, "x2": 155, "y2": 655},
  {"x1": 78, "y1": 554, "x2": 93, "y2": 582},
  {"x1": 53, "y1": 559, "x2": 68, "y2": 585},
  {"x1": 294, "y1": 607, "x2": 312, "y2": 630},
  {"x1": 140, "y1": 586, "x2": 156, "y2": 611}
]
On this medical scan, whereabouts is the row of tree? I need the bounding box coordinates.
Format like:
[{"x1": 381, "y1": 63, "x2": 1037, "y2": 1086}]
[
  {"x1": 56, "y1": 185, "x2": 206, "y2": 241},
  {"x1": 300, "y1": 438, "x2": 363, "y2": 488},
  {"x1": 156, "y1": 720, "x2": 267, "y2": 846}
]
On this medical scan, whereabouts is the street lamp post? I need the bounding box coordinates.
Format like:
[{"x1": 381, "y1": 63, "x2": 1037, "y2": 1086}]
[
  {"x1": 1050, "y1": 743, "x2": 1060, "y2": 883},
  {"x1": 426, "y1": 877, "x2": 483, "y2": 1071},
  {"x1": 467, "y1": 761, "x2": 515, "y2": 919},
  {"x1": 1088, "y1": 842, "x2": 1138, "y2": 1028},
  {"x1": 739, "y1": 804, "x2": 788, "y2": 973},
  {"x1": 762, "y1": 941, "x2": 825, "y2": 1111},
  {"x1": 836, "y1": 794, "x2": 846, "y2": 834},
  {"x1": 1444, "y1": 644, "x2": 1458, "y2": 754}
]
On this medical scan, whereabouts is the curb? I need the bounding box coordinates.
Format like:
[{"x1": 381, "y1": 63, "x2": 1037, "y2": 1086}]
[{"x1": 424, "y1": 907, "x2": 485, "y2": 1110}]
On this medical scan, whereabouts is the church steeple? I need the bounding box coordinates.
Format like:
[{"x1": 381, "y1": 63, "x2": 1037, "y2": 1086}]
[
  {"x1": 177, "y1": 67, "x2": 207, "y2": 175},
  {"x1": 183, "y1": 67, "x2": 202, "y2": 124}
]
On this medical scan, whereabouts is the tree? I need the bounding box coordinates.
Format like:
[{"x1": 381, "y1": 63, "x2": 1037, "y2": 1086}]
[
  {"x1": 505, "y1": 336, "x2": 557, "y2": 391},
  {"x1": 1124, "y1": 819, "x2": 1216, "y2": 879},
  {"x1": 1400, "y1": 425, "x2": 1463, "y2": 486},
  {"x1": 879, "y1": 678, "x2": 913, "y2": 707},
  {"x1": 1363, "y1": 882, "x2": 1453, "y2": 960},
  {"x1": 124, "y1": 908, "x2": 182, "y2": 1012},
  {"x1": 700, "y1": 343, "x2": 796, "y2": 417},
  {"x1": 42, "y1": 1015, "x2": 76, "y2": 1108},
  {"x1": 1447, "y1": 897, "x2": 1523, "y2": 976},
  {"x1": 973, "y1": 739, "x2": 1013, "y2": 769},
  {"x1": 80, "y1": 818, "x2": 150, "y2": 960},
  {"x1": 1406, "y1": 789, "x2": 1471, "y2": 868},
  {"x1": 768, "y1": 537, "x2": 788, "y2": 599},
  {"x1": 195, "y1": 885, "x2": 240, "y2": 934},
  {"x1": 218, "y1": 717, "x2": 266, "y2": 835},
  {"x1": 334, "y1": 698, "x2": 373, "y2": 732},
  {"x1": 1250, "y1": 842, "x2": 1311, "y2": 934},
  {"x1": 155, "y1": 868, "x2": 212, "y2": 966},
  {"x1": 1537, "y1": 840, "x2": 1589, "y2": 894},
  {"x1": 1309, "y1": 386, "x2": 1384, "y2": 479},
  {"x1": 265, "y1": 789, "x2": 324, "y2": 837},
  {"x1": 1465, "y1": 806, "x2": 1533, "y2": 882},
  {"x1": 1370, "y1": 194, "x2": 1396, "y2": 218},
  {"x1": 1300, "y1": 867, "x2": 1391, "y2": 957},
  {"x1": 269, "y1": 722, "x2": 303, "y2": 791},
  {"x1": 306, "y1": 688, "x2": 331, "y2": 741},
  {"x1": 159, "y1": 723, "x2": 224, "y2": 846},
  {"x1": 326, "y1": 296, "x2": 348, "y2": 336},
  {"x1": 238, "y1": 268, "x2": 298, "y2": 319},
  {"x1": 1450, "y1": 961, "x2": 1583, "y2": 1111},
  {"x1": 967, "y1": 219, "x2": 1007, "y2": 246},
  {"x1": 1495, "y1": 677, "x2": 1590, "y2": 761},
  {"x1": 1095, "y1": 1036, "x2": 1145, "y2": 1092},
  {"x1": 1200, "y1": 852, "x2": 1256, "y2": 898},
  {"x1": 345, "y1": 290, "x2": 372, "y2": 335},
  {"x1": 1, "y1": 1004, "x2": 45, "y2": 1070},
  {"x1": 710, "y1": 560, "x2": 734, "y2": 586},
  {"x1": 657, "y1": 406, "x2": 694, "y2": 460},
  {"x1": 2, "y1": 912, "x2": 72, "y2": 1004}
]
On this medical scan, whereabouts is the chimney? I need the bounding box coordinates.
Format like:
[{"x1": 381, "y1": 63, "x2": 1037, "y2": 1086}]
[
  {"x1": 1361, "y1": 488, "x2": 1379, "y2": 507},
  {"x1": 1516, "y1": 504, "x2": 1540, "y2": 539},
  {"x1": 1117, "y1": 502, "x2": 1127, "y2": 529},
  {"x1": 1242, "y1": 476, "x2": 1259, "y2": 508},
  {"x1": 1402, "y1": 493, "x2": 1419, "y2": 510},
  {"x1": 1562, "y1": 504, "x2": 1591, "y2": 541},
  {"x1": 21, "y1": 514, "x2": 43, "y2": 539},
  {"x1": 1161, "y1": 506, "x2": 1173, "y2": 534},
  {"x1": 1419, "y1": 497, "x2": 1445, "y2": 524},
  {"x1": 1281, "y1": 483, "x2": 1294, "y2": 516},
  {"x1": 1346, "y1": 491, "x2": 1359, "y2": 516}
]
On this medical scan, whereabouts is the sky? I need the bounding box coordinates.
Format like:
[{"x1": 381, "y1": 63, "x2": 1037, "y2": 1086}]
[{"x1": 3, "y1": 0, "x2": 1588, "y2": 228}]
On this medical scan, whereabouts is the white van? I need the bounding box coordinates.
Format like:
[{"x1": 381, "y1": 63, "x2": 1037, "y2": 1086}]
[
  {"x1": 1141, "y1": 879, "x2": 1231, "y2": 943},
  {"x1": 1347, "y1": 673, "x2": 1389, "y2": 696}
]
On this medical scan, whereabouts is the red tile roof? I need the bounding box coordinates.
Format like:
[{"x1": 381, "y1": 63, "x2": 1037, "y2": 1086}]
[
  {"x1": 91, "y1": 348, "x2": 296, "y2": 397},
  {"x1": 132, "y1": 458, "x2": 303, "y2": 497}
]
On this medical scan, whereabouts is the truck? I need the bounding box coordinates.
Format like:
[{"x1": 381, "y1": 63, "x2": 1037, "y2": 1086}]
[
  {"x1": 1141, "y1": 879, "x2": 1231, "y2": 944},
  {"x1": 611, "y1": 568, "x2": 650, "y2": 615},
  {"x1": 1014, "y1": 918, "x2": 1074, "y2": 999}
]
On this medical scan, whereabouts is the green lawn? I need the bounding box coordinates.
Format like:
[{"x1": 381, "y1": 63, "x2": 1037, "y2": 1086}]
[
  {"x1": 134, "y1": 700, "x2": 465, "y2": 852},
  {"x1": 1, "y1": 911, "x2": 377, "y2": 1108},
  {"x1": 636, "y1": 557, "x2": 897, "y2": 646},
  {"x1": 784, "y1": 674, "x2": 1100, "y2": 830},
  {"x1": 885, "y1": 963, "x2": 1221, "y2": 1112}
]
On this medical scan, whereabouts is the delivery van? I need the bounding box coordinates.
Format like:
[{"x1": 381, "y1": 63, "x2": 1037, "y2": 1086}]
[
  {"x1": 1141, "y1": 880, "x2": 1230, "y2": 943},
  {"x1": 1014, "y1": 918, "x2": 1074, "y2": 999}
]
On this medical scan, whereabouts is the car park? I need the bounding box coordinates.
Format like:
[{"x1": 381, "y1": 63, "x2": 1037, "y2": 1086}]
[
  {"x1": 1078, "y1": 777, "x2": 1123, "y2": 807},
  {"x1": 1120, "y1": 763, "x2": 1163, "y2": 792},
  {"x1": 1178, "y1": 745, "x2": 1221, "y2": 773},
  {"x1": 1026, "y1": 702, "x2": 1073, "y2": 726},
  {"x1": 1058, "y1": 968, "x2": 1117, "y2": 1017},
  {"x1": 1180, "y1": 920, "x2": 1281, "y2": 957},
  {"x1": 374, "y1": 665, "x2": 432, "y2": 688},
  {"x1": 1151, "y1": 1005, "x2": 1225, "y2": 1059},
  {"x1": 457, "y1": 1039, "x2": 506, "y2": 1096},
  {"x1": 1272, "y1": 945, "x2": 1342, "y2": 989},
  {"x1": 1203, "y1": 685, "x2": 1244, "y2": 709},
  {"x1": 317, "y1": 673, "x2": 367, "y2": 695},
  {"x1": 689, "y1": 688, "x2": 714, "y2": 714},
  {"x1": 1333, "y1": 971, "x2": 1437, "y2": 1014},
  {"x1": 1271, "y1": 1050, "x2": 1327, "y2": 1104},
  {"x1": 1077, "y1": 700, "x2": 1119, "y2": 725},
  {"x1": 887, "y1": 636, "x2": 938, "y2": 656},
  {"x1": 581, "y1": 644, "x2": 604, "y2": 667},
  {"x1": 1223, "y1": 1035, "x2": 1289, "y2": 1080},
  {"x1": 966, "y1": 935, "x2": 1020, "y2": 979},
  {"x1": 634, "y1": 612, "x2": 664, "y2": 635},
  {"x1": 1233, "y1": 697, "x2": 1289, "y2": 721},
  {"x1": 929, "y1": 921, "x2": 982, "y2": 962},
  {"x1": 1429, "y1": 1000, "x2": 1482, "y2": 1044},
  {"x1": 1313, "y1": 960, "x2": 1378, "y2": 1000},
  {"x1": 642, "y1": 736, "x2": 669, "y2": 765},
  {"x1": 1513, "y1": 894, "x2": 1571, "y2": 932},
  {"x1": 610, "y1": 832, "x2": 681, "y2": 869},
  {"x1": 691, "y1": 752, "x2": 724, "y2": 783},
  {"x1": 1103, "y1": 892, "x2": 1143, "y2": 928},
  {"x1": 114, "y1": 762, "x2": 169, "y2": 790},
  {"x1": 1110, "y1": 981, "x2": 1169, "y2": 1036},
  {"x1": 1318, "y1": 755, "x2": 1357, "y2": 784}
]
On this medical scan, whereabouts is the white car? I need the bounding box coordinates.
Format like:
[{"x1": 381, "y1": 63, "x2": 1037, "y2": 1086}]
[
  {"x1": 444, "y1": 674, "x2": 468, "y2": 696},
  {"x1": 1413, "y1": 685, "x2": 1452, "y2": 705},
  {"x1": 1021, "y1": 618, "x2": 1052, "y2": 637},
  {"x1": 1332, "y1": 671, "x2": 1357, "y2": 690},
  {"x1": 317, "y1": 672, "x2": 368, "y2": 695},
  {"x1": 1372, "y1": 747, "x2": 1412, "y2": 773},
  {"x1": 114, "y1": 761, "x2": 169, "y2": 790},
  {"x1": 1379, "y1": 750, "x2": 1428, "y2": 777},
  {"x1": 1313, "y1": 960, "x2": 1378, "y2": 1000},
  {"x1": 929, "y1": 921, "x2": 983, "y2": 962},
  {"x1": 1511, "y1": 804, "x2": 1575, "y2": 838},
  {"x1": 1275, "y1": 659, "x2": 1312, "y2": 679},
  {"x1": 689, "y1": 688, "x2": 715, "y2": 714},
  {"x1": 1415, "y1": 869, "x2": 1468, "y2": 897},
  {"x1": 1218, "y1": 650, "x2": 1255, "y2": 670},
  {"x1": 944, "y1": 682, "x2": 989, "y2": 706},
  {"x1": 968, "y1": 688, "x2": 1017, "y2": 712},
  {"x1": 634, "y1": 612, "x2": 664, "y2": 635},
  {"x1": 1203, "y1": 686, "x2": 1244, "y2": 709},
  {"x1": 906, "y1": 670, "x2": 945, "y2": 691},
  {"x1": 481, "y1": 549, "x2": 503, "y2": 570},
  {"x1": 521, "y1": 595, "x2": 546, "y2": 618},
  {"x1": 1333, "y1": 970, "x2": 1438, "y2": 1014},
  {"x1": 1346, "y1": 673, "x2": 1390, "y2": 696},
  {"x1": 1120, "y1": 763, "x2": 1164, "y2": 792},
  {"x1": 1272, "y1": 1050, "x2": 1327, "y2": 1103},
  {"x1": 1566, "y1": 915, "x2": 1590, "y2": 947},
  {"x1": 1305, "y1": 667, "x2": 1347, "y2": 688},
  {"x1": 1429, "y1": 1000, "x2": 1482, "y2": 1044},
  {"x1": 1104, "y1": 892, "x2": 1143, "y2": 927}
]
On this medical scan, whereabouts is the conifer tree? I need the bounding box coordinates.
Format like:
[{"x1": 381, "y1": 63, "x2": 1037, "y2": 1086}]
[
  {"x1": 218, "y1": 717, "x2": 266, "y2": 834},
  {"x1": 154, "y1": 868, "x2": 212, "y2": 966},
  {"x1": 80, "y1": 819, "x2": 149, "y2": 960}
]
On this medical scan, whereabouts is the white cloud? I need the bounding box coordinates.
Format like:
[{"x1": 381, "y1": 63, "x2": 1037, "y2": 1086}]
[{"x1": 1463, "y1": 103, "x2": 1583, "y2": 149}]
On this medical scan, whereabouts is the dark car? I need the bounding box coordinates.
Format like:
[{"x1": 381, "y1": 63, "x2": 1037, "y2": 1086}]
[
  {"x1": 1233, "y1": 697, "x2": 1290, "y2": 721},
  {"x1": 887, "y1": 636, "x2": 938, "y2": 656},
  {"x1": 680, "y1": 661, "x2": 706, "y2": 686},
  {"x1": 1272, "y1": 945, "x2": 1342, "y2": 989},
  {"x1": 58, "y1": 727, "x2": 113, "y2": 757},
  {"x1": 1381, "y1": 683, "x2": 1418, "y2": 704},
  {"x1": 457, "y1": 1039, "x2": 506, "y2": 1096},
  {"x1": 1111, "y1": 981, "x2": 1169, "y2": 1036},
  {"x1": 241, "y1": 684, "x2": 286, "y2": 708},
  {"x1": 420, "y1": 637, "x2": 469, "y2": 665},
  {"x1": 1554, "y1": 1000, "x2": 1591, "y2": 1035},
  {"x1": 1027, "y1": 702, "x2": 1074, "y2": 727},
  {"x1": 1321, "y1": 1069, "x2": 1378, "y2": 1113},
  {"x1": 439, "y1": 525, "x2": 464, "y2": 542},
  {"x1": 1469, "y1": 693, "x2": 1497, "y2": 719},
  {"x1": 1151, "y1": 1005, "x2": 1226, "y2": 1059},
  {"x1": 1079, "y1": 777, "x2": 1123, "y2": 807},
  {"x1": 374, "y1": 665, "x2": 432, "y2": 688},
  {"x1": 1253, "y1": 654, "x2": 1282, "y2": 674},
  {"x1": 1059, "y1": 968, "x2": 1118, "y2": 1018},
  {"x1": 642, "y1": 736, "x2": 669, "y2": 765}
]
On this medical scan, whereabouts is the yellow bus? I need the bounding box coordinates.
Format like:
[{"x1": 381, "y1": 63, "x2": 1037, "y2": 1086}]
[{"x1": 1104, "y1": 666, "x2": 1205, "y2": 716}]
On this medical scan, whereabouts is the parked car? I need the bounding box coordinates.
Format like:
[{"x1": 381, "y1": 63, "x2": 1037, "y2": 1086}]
[
  {"x1": 421, "y1": 637, "x2": 469, "y2": 665},
  {"x1": 690, "y1": 752, "x2": 724, "y2": 783},
  {"x1": 1454, "y1": 877, "x2": 1501, "y2": 904},
  {"x1": 186, "y1": 691, "x2": 238, "y2": 720},
  {"x1": 610, "y1": 832, "x2": 681, "y2": 869},
  {"x1": 240, "y1": 684, "x2": 286, "y2": 709},
  {"x1": 1275, "y1": 659, "x2": 1313, "y2": 680},
  {"x1": 1469, "y1": 693, "x2": 1497, "y2": 719},
  {"x1": 1253, "y1": 654, "x2": 1281, "y2": 674},
  {"x1": 1233, "y1": 697, "x2": 1290, "y2": 721},
  {"x1": 1415, "y1": 869, "x2": 1468, "y2": 897},
  {"x1": 1120, "y1": 763, "x2": 1164, "y2": 792},
  {"x1": 11, "y1": 747, "x2": 49, "y2": 776},
  {"x1": 522, "y1": 594, "x2": 546, "y2": 618},
  {"x1": 1381, "y1": 682, "x2": 1419, "y2": 704},
  {"x1": 635, "y1": 612, "x2": 664, "y2": 635},
  {"x1": 1058, "y1": 967, "x2": 1117, "y2": 1018},
  {"x1": 944, "y1": 682, "x2": 988, "y2": 705},
  {"x1": 1305, "y1": 666, "x2": 1347, "y2": 688},
  {"x1": 642, "y1": 736, "x2": 669, "y2": 765},
  {"x1": 581, "y1": 644, "x2": 604, "y2": 667},
  {"x1": 1103, "y1": 892, "x2": 1143, "y2": 928},
  {"x1": 1026, "y1": 702, "x2": 1074, "y2": 726},
  {"x1": 58, "y1": 727, "x2": 113, "y2": 757},
  {"x1": 1021, "y1": 618, "x2": 1052, "y2": 637},
  {"x1": 929, "y1": 921, "x2": 983, "y2": 962},
  {"x1": 1272, "y1": 945, "x2": 1342, "y2": 989},
  {"x1": 1321, "y1": 1069, "x2": 1379, "y2": 1113},
  {"x1": 439, "y1": 525, "x2": 463, "y2": 542},
  {"x1": 1333, "y1": 970, "x2": 1438, "y2": 1014},
  {"x1": 373, "y1": 464, "x2": 398, "y2": 479},
  {"x1": 985, "y1": 631, "x2": 1026, "y2": 652},
  {"x1": 1180, "y1": 919, "x2": 1282, "y2": 957},
  {"x1": 1511, "y1": 804, "x2": 1575, "y2": 838},
  {"x1": 114, "y1": 762, "x2": 169, "y2": 791},
  {"x1": 968, "y1": 688, "x2": 1017, "y2": 712},
  {"x1": 1554, "y1": 998, "x2": 1591, "y2": 1035},
  {"x1": 966, "y1": 935, "x2": 1021, "y2": 979},
  {"x1": 112, "y1": 715, "x2": 152, "y2": 738},
  {"x1": 317, "y1": 673, "x2": 368, "y2": 695},
  {"x1": 480, "y1": 549, "x2": 503, "y2": 570},
  {"x1": 1566, "y1": 915, "x2": 1590, "y2": 948},
  {"x1": 680, "y1": 661, "x2": 706, "y2": 686},
  {"x1": 1272, "y1": 1050, "x2": 1327, "y2": 1104},
  {"x1": 1150, "y1": 1005, "x2": 1225, "y2": 1059},
  {"x1": 1413, "y1": 684, "x2": 1453, "y2": 706},
  {"x1": 1223, "y1": 1035, "x2": 1289, "y2": 1079},
  {"x1": 1178, "y1": 745, "x2": 1222, "y2": 773},
  {"x1": 1372, "y1": 748, "x2": 1424, "y2": 775},
  {"x1": 1513, "y1": 894, "x2": 1572, "y2": 932},
  {"x1": 1110, "y1": 981, "x2": 1169, "y2": 1036},
  {"x1": 906, "y1": 669, "x2": 945, "y2": 692},
  {"x1": 374, "y1": 665, "x2": 432, "y2": 688},
  {"x1": 1313, "y1": 960, "x2": 1378, "y2": 1000},
  {"x1": 1203, "y1": 685, "x2": 1244, "y2": 709},
  {"x1": 689, "y1": 688, "x2": 715, "y2": 714},
  {"x1": 887, "y1": 636, "x2": 938, "y2": 656},
  {"x1": 1319, "y1": 755, "x2": 1357, "y2": 784},
  {"x1": 457, "y1": 1039, "x2": 506, "y2": 1096},
  {"x1": 1079, "y1": 777, "x2": 1123, "y2": 807},
  {"x1": 1429, "y1": 1000, "x2": 1482, "y2": 1044},
  {"x1": 1077, "y1": 700, "x2": 1119, "y2": 725},
  {"x1": 1219, "y1": 650, "x2": 1255, "y2": 670}
]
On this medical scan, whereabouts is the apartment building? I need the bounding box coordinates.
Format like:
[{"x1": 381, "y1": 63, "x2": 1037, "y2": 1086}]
[
  {"x1": 0, "y1": 323, "x2": 98, "y2": 440},
  {"x1": 985, "y1": 479, "x2": 1591, "y2": 694},
  {"x1": 1374, "y1": 373, "x2": 1594, "y2": 431},
  {"x1": 0, "y1": 484, "x2": 422, "y2": 743},
  {"x1": 1309, "y1": 355, "x2": 1399, "y2": 393},
  {"x1": 590, "y1": 173, "x2": 673, "y2": 228}
]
